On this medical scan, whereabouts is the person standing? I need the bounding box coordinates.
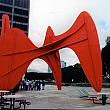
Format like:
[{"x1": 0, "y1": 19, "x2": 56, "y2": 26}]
[
  {"x1": 42, "y1": 80, "x2": 45, "y2": 90},
  {"x1": 37, "y1": 80, "x2": 41, "y2": 91}
]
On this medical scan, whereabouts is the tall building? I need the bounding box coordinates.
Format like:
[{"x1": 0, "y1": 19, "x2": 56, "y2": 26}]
[
  {"x1": 105, "y1": 36, "x2": 110, "y2": 44},
  {"x1": 61, "y1": 61, "x2": 66, "y2": 68},
  {"x1": 0, "y1": 0, "x2": 30, "y2": 35},
  {"x1": 48, "y1": 60, "x2": 66, "y2": 73}
]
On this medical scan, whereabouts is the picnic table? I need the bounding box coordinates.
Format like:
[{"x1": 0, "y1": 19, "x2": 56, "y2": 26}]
[
  {"x1": 3, "y1": 94, "x2": 31, "y2": 109},
  {"x1": 0, "y1": 90, "x2": 10, "y2": 99},
  {"x1": 0, "y1": 90, "x2": 10, "y2": 108},
  {"x1": 91, "y1": 92, "x2": 110, "y2": 105}
]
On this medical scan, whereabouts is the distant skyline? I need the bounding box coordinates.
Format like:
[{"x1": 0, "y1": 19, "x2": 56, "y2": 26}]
[{"x1": 28, "y1": 0, "x2": 110, "y2": 72}]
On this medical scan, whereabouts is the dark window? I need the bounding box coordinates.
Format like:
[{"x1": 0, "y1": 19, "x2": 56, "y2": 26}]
[
  {"x1": 0, "y1": 21, "x2": 2, "y2": 26},
  {"x1": 0, "y1": 0, "x2": 13, "y2": 5},
  {"x1": 15, "y1": 0, "x2": 29, "y2": 8},
  {"x1": 0, "y1": 5, "x2": 12, "y2": 13},
  {"x1": 14, "y1": 8, "x2": 28, "y2": 16},
  {"x1": 13, "y1": 15, "x2": 28, "y2": 23},
  {"x1": 0, "y1": 13, "x2": 3, "y2": 19},
  {"x1": 13, "y1": 23, "x2": 28, "y2": 31}
]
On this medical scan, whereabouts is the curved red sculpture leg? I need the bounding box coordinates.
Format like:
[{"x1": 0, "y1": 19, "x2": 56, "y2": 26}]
[
  {"x1": 0, "y1": 11, "x2": 102, "y2": 92},
  {"x1": 41, "y1": 52, "x2": 61, "y2": 90},
  {"x1": 52, "y1": 11, "x2": 102, "y2": 92},
  {"x1": 40, "y1": 26, "x2": 61, "y2": 90}
]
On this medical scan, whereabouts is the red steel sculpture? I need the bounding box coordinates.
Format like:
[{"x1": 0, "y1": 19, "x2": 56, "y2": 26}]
[{"x1": 0, "y1": 11, "x2": 102, "y2": 92}]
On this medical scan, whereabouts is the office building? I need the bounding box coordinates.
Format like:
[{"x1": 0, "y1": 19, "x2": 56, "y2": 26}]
[{"x1": 0, "y1": 0, "x2": 30, "y2": 35}]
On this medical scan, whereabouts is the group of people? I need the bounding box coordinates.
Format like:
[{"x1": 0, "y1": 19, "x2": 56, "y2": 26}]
[{"x1": 20, "y1": 80, "x2": 45, "y2": 91}]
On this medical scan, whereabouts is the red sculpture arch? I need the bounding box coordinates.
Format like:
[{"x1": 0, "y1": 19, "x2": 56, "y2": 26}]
[{"x1": 0, "y1": 11, "x2": 102, "y2": 92}]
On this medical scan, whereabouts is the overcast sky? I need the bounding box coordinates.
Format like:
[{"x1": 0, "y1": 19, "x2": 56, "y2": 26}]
[{"x1": 28, "y1": 0, "x2": 110, "y2": 72}]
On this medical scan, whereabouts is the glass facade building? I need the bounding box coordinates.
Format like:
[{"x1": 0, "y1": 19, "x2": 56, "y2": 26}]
[{"x1": 0, "y1": 0, "x2": 30, "y2": 35}]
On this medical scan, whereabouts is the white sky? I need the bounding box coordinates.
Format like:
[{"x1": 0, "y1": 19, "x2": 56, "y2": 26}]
[{"x1": 28, "y1": 0, "x2": 110, "y2": 72}]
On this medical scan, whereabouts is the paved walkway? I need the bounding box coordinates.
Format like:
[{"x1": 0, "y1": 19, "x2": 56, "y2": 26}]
[{"x1": 16, "y1": 85, "x2": 110, "y2": 109}]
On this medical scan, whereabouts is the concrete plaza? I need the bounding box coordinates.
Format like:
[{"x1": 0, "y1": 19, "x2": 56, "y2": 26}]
[{"x1": 17, "y1": 85, "x2": 110, "y2": 109}]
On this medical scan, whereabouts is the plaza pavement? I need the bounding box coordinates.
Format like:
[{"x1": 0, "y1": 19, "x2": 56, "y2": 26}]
[{"x1": 16, "y1": 85, "x2": 110, "y2": 109}]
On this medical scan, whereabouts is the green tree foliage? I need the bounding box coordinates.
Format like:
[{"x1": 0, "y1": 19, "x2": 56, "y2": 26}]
[
  {"x1": 73, "y1": 63, "x2": 87, "y2": 83},
  {"x1": 102, "y1": 43, "x2": 110, "y2": 78},
  {"x1": 62, "y1": 63, "x2": 87, "y2": 83}
]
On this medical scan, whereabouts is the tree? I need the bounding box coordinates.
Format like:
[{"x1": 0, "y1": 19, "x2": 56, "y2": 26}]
[
  {"x1": 102, "y1": 43, "x2": 110, "y2": 80},
  {"x1": 62, "y1": 63, "x2": 87, "y2": 83},
  {"x1": 73, "y1": 63, "x2": 87, "y2": 83},
  {"x1": 62, "y1": 66, "x2": 74, "y2": 83}
]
